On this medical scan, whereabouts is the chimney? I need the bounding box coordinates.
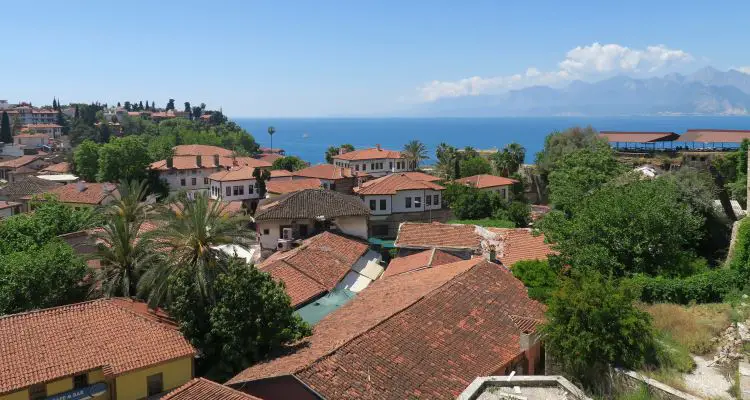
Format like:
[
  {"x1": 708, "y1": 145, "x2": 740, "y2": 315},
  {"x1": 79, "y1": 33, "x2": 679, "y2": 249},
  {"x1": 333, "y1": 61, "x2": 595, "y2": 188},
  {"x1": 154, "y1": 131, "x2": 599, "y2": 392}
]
[
  {"x1": 486, "y1": 245, "x2": 497, "y2": 263},
  {"x1": 166, "y1": 157, "x2": 173, "y2": 169},
  {"x1": 213, "y1": 154, "x2": 220, "y2": 167},
  {"x1": 196, "y1": 155, "x2": 202, "y2": 168},
  {"x1": 76, "y1": 181, "x2": 86, "y2": 192},
  {"x1": 376, "y1": 144, "x2": 381, "y2": 151}
]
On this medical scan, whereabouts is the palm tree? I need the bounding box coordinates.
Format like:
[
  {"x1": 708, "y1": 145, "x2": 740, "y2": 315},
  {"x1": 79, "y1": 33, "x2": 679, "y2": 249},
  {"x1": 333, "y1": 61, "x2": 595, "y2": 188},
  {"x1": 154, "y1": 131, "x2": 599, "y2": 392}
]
[
  {"x1": 403, "y1": 140, "x2": 428, "y2": 170},
  {"x1": 90, "y1": 180, "x2": 157, "y2": 298},
  {"x1": 268, "y1": 126, "x2": 276, "y2": 153},
  {"x1": 505, "y1": 142, "x2": 526, "y2": 172},
  {"x1": 138, "y1": 193, "x2": 253, "y2": 306},
  {"x1": 435, "y1": 142, "x2": 458, "y2": 180}
]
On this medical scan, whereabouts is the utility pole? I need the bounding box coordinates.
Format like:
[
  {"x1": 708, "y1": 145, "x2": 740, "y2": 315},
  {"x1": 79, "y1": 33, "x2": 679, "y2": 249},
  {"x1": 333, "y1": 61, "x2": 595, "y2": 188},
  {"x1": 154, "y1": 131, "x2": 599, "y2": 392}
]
[{"x1": 268, "y1": 126, "x2": 276, "y2": 153}]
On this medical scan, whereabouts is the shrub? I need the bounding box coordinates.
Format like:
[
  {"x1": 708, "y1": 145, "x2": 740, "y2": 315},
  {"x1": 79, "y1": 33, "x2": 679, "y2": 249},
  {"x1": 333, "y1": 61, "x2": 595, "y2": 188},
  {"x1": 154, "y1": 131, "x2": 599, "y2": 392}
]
[
  {"x1": 512, "y1": 259, "x2": 558, "y2": 303},
  {"x1": 630, "y1": 269, "x2": 739, "y2": 304},
  {"x1": 729, "y1": 217, "x2": 750, "y2": 280}
]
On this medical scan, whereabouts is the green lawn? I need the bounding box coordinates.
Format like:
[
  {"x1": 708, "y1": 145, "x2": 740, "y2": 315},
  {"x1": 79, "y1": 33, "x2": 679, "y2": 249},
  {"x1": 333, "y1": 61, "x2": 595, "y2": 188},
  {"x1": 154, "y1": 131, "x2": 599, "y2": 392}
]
[{"x1": 446, "y1": 218, "x2": 515, "y2": 228}]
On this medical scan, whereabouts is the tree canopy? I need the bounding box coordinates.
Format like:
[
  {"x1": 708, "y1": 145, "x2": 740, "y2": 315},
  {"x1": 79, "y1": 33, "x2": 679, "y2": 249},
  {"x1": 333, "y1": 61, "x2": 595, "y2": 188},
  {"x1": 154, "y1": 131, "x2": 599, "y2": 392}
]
[
  {"x1": 272, "y1": 156, "x2": 307, "y2": 172},
  {"x1": 325, "y1": 144, "x2": 355, "y2": 164}
]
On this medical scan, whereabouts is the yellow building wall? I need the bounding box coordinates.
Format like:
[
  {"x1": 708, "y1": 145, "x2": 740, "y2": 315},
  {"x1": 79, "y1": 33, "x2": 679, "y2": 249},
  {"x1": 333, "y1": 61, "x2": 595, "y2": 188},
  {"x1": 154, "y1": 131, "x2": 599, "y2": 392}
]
[
  {"x1": 46, "y1": 376, "x2": 73, "y2": 395},
  {"x1": 0, "y1": 390, "x2": 28, "y2": 400},
  {"x1": 115, "y1": 357, "x2": 193, "y2": 400}
]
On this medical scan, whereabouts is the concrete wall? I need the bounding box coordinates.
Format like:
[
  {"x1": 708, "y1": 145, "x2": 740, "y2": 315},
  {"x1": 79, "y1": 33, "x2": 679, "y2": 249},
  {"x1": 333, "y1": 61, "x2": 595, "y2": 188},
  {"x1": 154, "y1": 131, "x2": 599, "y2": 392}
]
[
  {"x1": 257, "y1": 216, "x2": 368, "y2": 249},
  {"x1": 335, "y1": 158, "x2": 411, "y2": 177},
  {"x1": 333, "y1": 215, "x2": 368, "y2": 239},
  {"x1": 613, "y1": 370, "x2": 702, "y2": 400},
  {"x1": 209, "y1": 178, "x2": 261, "y2": 202},
  {"x1": 0, "y1": 367, "x2": 111, "y2": 400},
  {"x1": 481, "y1": 185, "x2": 512, "y2": 201},
  {"x1": 114, "y1": 356, "x2": 193, "y2": 399},
  {"x1": 369, "y1": 208, "x2": 453, "y2": 239},
  {"x1": 159, "y1": 168, "x2": 216, "y2": 194}
]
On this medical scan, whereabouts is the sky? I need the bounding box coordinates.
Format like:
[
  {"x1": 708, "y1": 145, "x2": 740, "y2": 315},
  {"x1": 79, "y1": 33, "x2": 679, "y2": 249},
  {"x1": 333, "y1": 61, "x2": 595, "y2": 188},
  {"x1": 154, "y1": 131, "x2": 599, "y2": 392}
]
[{"x1": 3, "y1": 0, "x2": 750, "y2": 117}]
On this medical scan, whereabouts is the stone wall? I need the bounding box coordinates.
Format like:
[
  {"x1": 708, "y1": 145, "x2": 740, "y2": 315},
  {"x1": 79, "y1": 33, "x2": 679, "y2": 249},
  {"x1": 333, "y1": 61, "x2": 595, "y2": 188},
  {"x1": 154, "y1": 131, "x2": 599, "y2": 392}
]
[{"x1": 613, "y1": 370, "x2": 702, "y2": 400}]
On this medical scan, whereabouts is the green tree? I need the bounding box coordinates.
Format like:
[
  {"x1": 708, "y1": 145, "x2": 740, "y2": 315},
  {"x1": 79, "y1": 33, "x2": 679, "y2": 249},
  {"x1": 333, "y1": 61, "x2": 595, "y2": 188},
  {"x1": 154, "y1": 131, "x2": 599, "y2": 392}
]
[
  {"x1": 435, "y1": 142, "x2": 459, "y2": 180},
  {"x1": 541, "y1": 178, "x2": 704, "y2": 278},
  {"x1": 192, "y1": 106, "x2": 202, "y2": 120},
  {"x1": 166, "y1": 99, "x2": 175, "y2": 111},
  {"x1": 511, "y1": 259, "x2": 558, "y2": 302},
  {"x1": 547, "y1": 144, "x2": 622, "y2": 215},
  {"x1": 0, "y1": 112, "x2": 11, "y2": 143},
  {"x1": 74, "y1": 140, "x2": 101, "y2": 181},
  {"x1": 503, "y1": 201, "x2": 532, "y2": 228},
  {"x1": 402, "y1": 140, "x2": 428, "y2": 170},
  {"x1": 0, "y1": 241, "x2": 89, "y2": 315},
  {"x1": 272, "y1": 156, "x2": 306, "y2": 172},
  {"x1": 138, "y1": 194, "x2": 253, "y2": 306},
  {"x1": 123, "y1": 101, "x2": 131, "y2": 111},
  {"x1": 97, "y1": 136, "x2": 151, "y2": 182},
  {"x1": 253, "y1": 168, "x2": 272, "y2": 198},
  {"x1": 168, "y1": 260, "x2": 310, "y2": 380},
  {"x1": 184, "y1": 101, "x2": 191, "y2": 115},
  {"x1": 445, "y1": 184, "x2": 503, "y2": 220},
  {"x1": 11, "y1": 115, "x2": 22, "y2": 136},
  {"x1": 491, "y1": 142, "x2": 526, "y2": 177},
  {"x1": 459, "y1": 156, "x2": 492, "y2": 177},
  {"x1": 325, "y1": 144, "x2": 355, "y2": 164},
  {"x1": 541, "y1": 272, "x2": 654, "y2": 388},
  {"x1": 535, "y1": 125, "x2": 603, "y2": 176}
]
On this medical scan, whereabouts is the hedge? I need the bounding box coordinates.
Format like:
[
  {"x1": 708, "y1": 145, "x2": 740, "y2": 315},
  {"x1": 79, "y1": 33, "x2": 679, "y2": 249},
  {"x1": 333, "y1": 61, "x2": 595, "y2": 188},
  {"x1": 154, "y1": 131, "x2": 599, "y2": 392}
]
[{"x1": 630, "y1": 268, "x2": 739, "y2": 304}]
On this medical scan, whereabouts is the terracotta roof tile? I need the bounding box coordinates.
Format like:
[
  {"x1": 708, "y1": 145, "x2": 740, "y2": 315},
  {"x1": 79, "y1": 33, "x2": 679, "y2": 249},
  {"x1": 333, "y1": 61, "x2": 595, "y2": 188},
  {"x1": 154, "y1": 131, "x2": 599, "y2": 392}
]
[
  {"x1": 0, "y1": 175, "x2": 61, "y2": 201},
  {"x1": 454, "y1": 174, "x2": 518, "y2": 189},
  {"x1": 172, "y1": 144, "x2": 234, "y2": 157},
  {"x1": 269, "y1": 169, "x2": 293, "y2": 178},
  {"x1": 0, "y1": 200, "x2": 21, "y2": 210},
  {"x1": 256, "y1": 153, "x2": 282, "y2": 163},
  {"x1": 355, "y1": 173, "x2": 445, "y2": 195},
  {"x1": 332, "y1": 147, "x2": 403, "y2": 161},
  {"x1": 486, "y1": 228, "x2": 555, "y2": 266},
  {"x1": 254, "y1": 190, "x2": 369, "y2": 220},
  {"x1": 0, "y1": 298, "x2": 195, "y2": 395},
  {"x1": 40, "y1": 162, "x2": 71, "y2": 174},
  {"x1": 164, "y1": 378, "x2": 262, "y2": 400},
  {"x1": 266, "y1": 178, "x2": 321, "y2": 195},
  {"x1": 293, "y1": 261, "x2": 546, "y2": 400},
  {"x1": 0, "y1": 155, "x2": 39, "y2": 169},
  {"x1": 150, "y1": 156, "x2": 271, "y2": 171},
  {"x1": 209, "y1": 166, "x2": 257, "y2": 182},
  {"x1": 383, "y1": 248, "x2": 463, "y2": 277},
  {"x1": 400, "y1": 171, "x2": 441, "y2": 182},
  {"x1": 258, "y1": 232, "x2": 369, "y2": 307},
  {"x1": 228, "y1": 258, "x2": 482, "y2": 384},
  {"x1": 395, "y1": 222, "x2": 483, "y2": 250},
  {"x1": 31, "y1": 182, "x2": 119, "y2": 205},
  {"x1": 294, "y1": 164, "x2": 356, "y2": 180}
]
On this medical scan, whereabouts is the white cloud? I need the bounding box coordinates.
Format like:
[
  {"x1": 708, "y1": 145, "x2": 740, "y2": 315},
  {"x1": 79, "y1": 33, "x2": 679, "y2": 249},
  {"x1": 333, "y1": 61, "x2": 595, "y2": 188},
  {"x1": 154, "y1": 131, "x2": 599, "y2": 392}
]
[
  {"x1": 739, "y1": 66, "x2": 750, "y2": 75},
  {"x1": 418, "y1": 43, "x2": 694, "y2": 101}
]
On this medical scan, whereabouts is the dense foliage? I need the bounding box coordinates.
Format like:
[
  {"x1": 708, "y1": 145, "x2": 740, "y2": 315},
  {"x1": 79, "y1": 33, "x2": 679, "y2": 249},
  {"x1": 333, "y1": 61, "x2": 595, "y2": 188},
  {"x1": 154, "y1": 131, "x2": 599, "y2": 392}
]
[
  {"x1": 168, "y1": 260, "x2": 311, "y2": 381},
  {"x1": 444, "y1": 183, "x2": 531, "y2": 226},
  {"x1": 459, "y1": 156, "x2": 492, "y2": 177},
  {"x1": 511, "y1": 259, "x2": 558, "y2": 302},
  {"x1": 325, "y1": 144, "x2": 354, "y2": 164},
  {"x1": 541, "y1": 272, "x2": 655, "y2": 388},
  {"x1": 272, "y1": 156, "x2": 307, "y2": 172},
  {"x1": 630, "y1": 269, "x2": 739, "y2": 304}
]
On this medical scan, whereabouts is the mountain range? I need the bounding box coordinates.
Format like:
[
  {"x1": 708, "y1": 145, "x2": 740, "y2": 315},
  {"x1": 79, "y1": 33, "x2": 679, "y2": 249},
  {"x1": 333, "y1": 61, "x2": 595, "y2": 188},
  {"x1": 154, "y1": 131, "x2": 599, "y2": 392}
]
[{"x1": 414, "y1": 67, "x2": 750, "y2": 117}]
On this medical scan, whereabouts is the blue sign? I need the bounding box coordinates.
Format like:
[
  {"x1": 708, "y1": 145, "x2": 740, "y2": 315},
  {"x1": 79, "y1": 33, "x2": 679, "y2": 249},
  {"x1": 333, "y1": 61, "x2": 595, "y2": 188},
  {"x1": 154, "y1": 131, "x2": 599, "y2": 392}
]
[{"x1": 46, "y1": 382, "x2": 108, "y2": 400}]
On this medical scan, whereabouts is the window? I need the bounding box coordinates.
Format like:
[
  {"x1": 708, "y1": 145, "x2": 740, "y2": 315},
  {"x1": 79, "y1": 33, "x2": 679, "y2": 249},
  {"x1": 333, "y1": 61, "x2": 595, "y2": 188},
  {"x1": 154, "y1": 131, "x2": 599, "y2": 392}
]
[
  {"x1": 299, "y1": 224, "x2": 309, "y2": 237},
  {"x1": 433, "y1": 194, "x2": 439, "y2": 205},
  {"x1": 192, "y1": 170, "x2": 197, "y2": 175},
  {"x1": 369, "y1": 199, "x2": 376, "y2": 210},
  {"x1": 180, "y1": 178, "x2": 185, "y2": 186},
  {"x1": 73, "y1": 374, "x2": 88, "y2": 389},
  {"x1": 380, "y1": 199, "x2": 387, "y2": 210},
  {"x1": 389, "y1": 162, "x2": 393, "y2": 170},
  {"x1": 238, "y1": 185, "x2": 245, "y2": 195},
  {"x1": 362, "y1": 164, "x2": 366, "y2": 171},
  {"x1": 426, "y1": 195, "x2": 432, "y2": 206},
  {"x1": 371, "y1": 163, "x2": 375, "y2": 170},
  {"x1": 500, "y1": 188, "x2": 507, "y2": 199},
  {"x1": 372, "y1": 224, "x2": 389, "y2": 237},
  {"x1": 355, "y1": 165, "x2": 359, "y2": 171},
  {"x1": 191, "y1": 177, "x2": 196, "y2": 186},
  {"x1": 405, "y1": 197, "x2": 412, "y2": 208},
  {"x1": 414, "y1": 197, "x2": 421, "y2": 208},
  {"x1": 29, "y1": 384, "x2": 46, "y2": 400},
  {"x1": 330, "y1": 182, "x2": 336, "y2": 190},
  {"x1": 262, "y1": 228, "x2": 270, "y2": 235},
  {"x1": 226, "y1": 186, "x2": 231, "y2": 196},
  {"x1": 249, "y1": 184, "x2": 254, "y2": 194},
  {"x1": 147, "y1": 373, "x2": 164, "y2": 397},
  {"x1": 204, "y1": 177, "x2": 209, "y2": 184},
  {"x1": 233, "y1": 186, "x2": 240, "y2": 196}
]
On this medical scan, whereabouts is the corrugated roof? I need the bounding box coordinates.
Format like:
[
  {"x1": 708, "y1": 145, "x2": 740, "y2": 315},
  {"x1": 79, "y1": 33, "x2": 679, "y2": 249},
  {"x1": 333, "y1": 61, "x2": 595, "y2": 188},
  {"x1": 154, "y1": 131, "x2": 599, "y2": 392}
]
[
  {"x1": 0, "y1": 298, "x2": 195, "y2": 395},
  {"x1": 676, "y1": 129, "x2": 750, "y2": 143},
  {"x1": 599, "y1": 131, "x2": 680, "y2": 143}
]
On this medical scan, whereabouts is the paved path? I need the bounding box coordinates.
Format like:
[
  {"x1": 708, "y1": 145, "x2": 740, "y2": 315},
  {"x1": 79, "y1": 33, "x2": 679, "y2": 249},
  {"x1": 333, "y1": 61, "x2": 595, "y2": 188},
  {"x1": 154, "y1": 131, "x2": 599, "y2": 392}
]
[{"x1": 683, "y1": 356, "x2": 732, "y2": 399}]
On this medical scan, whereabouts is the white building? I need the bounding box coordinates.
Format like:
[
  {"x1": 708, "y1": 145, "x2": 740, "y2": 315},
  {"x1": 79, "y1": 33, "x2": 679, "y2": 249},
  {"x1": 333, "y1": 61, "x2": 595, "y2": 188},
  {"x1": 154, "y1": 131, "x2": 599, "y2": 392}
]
[
  {"x1": 208, "y1": 166, "x2": 261, "y2": 202},
  {"x1": 24, "y1": 124, "x2": 63, "y2": 139},
  {"x1": 453, "y1": 174, "x2": 518, "y2": 201},
  {"x1": 354, "y1": 173, "x2": 444, "y2": 216},
  {"x1": 254, "y1": 189, "x2": 370, "y2": 250},
  {"x1": 4, "y1": 107, "x2": 58, "y2": 125},
  {"x1": 331, "y1": 145, "x2": 411, "y2": 177},
  {"x1": 149, "y1": 145, "x2": 272, "y2": 195},
  {"x1": 13, "y1": 134, "x2": 50, "y2": 148}
]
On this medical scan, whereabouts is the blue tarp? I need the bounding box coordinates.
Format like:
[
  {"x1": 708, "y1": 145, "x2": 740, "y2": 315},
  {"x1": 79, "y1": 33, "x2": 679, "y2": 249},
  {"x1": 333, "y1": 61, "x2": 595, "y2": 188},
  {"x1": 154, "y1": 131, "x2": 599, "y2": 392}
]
[{"x1": 296, "y1": 289, "x2": 357, "y2": 325}]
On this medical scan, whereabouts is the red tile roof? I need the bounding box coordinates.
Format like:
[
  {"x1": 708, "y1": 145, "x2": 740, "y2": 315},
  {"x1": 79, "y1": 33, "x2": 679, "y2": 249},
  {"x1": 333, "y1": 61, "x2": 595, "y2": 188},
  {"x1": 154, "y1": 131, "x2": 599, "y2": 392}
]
[
  {"x1": 454, "y1": 174, "x2": 518, "y2": 189},
  {"x1": 332, "y1": 147, "x2": 403, "y2": 161},
  {"x1": 209, "y1": 166, "x2": 257, "y2": 182},
  {"x1": 0, "y1": 155, "x2": 39, "y2": 169},
  {"x1": 231, "y1": 260, "x2": 546, "y2": 400},
  {"x1": 0, "y1": 200, "x2": 20, "y2": 210},
  {"x1": 395, "y1": 222, "x2": 483, "y2": 250},
  {"x1": 31, "y1": 182, "x2": 119, "y2": 205},
  {"x1": 256, "y1": 153, "x2": 282, "y2": 163},
  {"x1": 0, "y1": 298, "x2": 195, "y2": 395},
  {"x1": 383, "y1": 248, "x2": 463, "y2": 277},
  {"x1": 401, "y1": 171, "x2": 441, "y2": 182},
  {"x1": 294, "y1": 164, "x2": 356, "y2": 180},
  {"x1": 599, "y1": 131, "x2": 679, "y2": 143},
  {"x1": 164, "y1": 378, "x2": 261, "y2": 400},
  {"x1": 228, "y1": 258, "x2": 482, "y2": 384},
  {"x1": 172, "y1": 144, "x2": 234, "y2": 157},
  {"x1": 150, "y1": 156, "x2": 271, "y2": 171},
  {"x1": 24, "y1": 123, "x2": 62, "y2": 129},
  {"x1": 40, "y1": 161, "x2": 71, "y2": 174},
  {"x1": 354, "y1": 173, "x2": 445, "y2": 195},
  {"x1": 487, "y1": 228, "x2": 555, "y2": 266},
  {"x1": 258, "y1": 232, "x2": 369, "y2": 307},
  {"x1": 266, "y1": 178, "x2": 322, "y2": 195},
  {"x1": 269, "y1": 169, "x2": 293, "y2": 179},
  {"x1": 14, "y1": 133, "x2": 48, "y2": 139}
]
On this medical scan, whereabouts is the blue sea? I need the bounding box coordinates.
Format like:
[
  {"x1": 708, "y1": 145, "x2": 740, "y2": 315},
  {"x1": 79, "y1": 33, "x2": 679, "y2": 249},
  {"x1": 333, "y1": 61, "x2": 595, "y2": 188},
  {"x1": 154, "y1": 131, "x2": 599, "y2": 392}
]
[{"x1": 234, "y1": 117, "x2": 750, "y2": 165}]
